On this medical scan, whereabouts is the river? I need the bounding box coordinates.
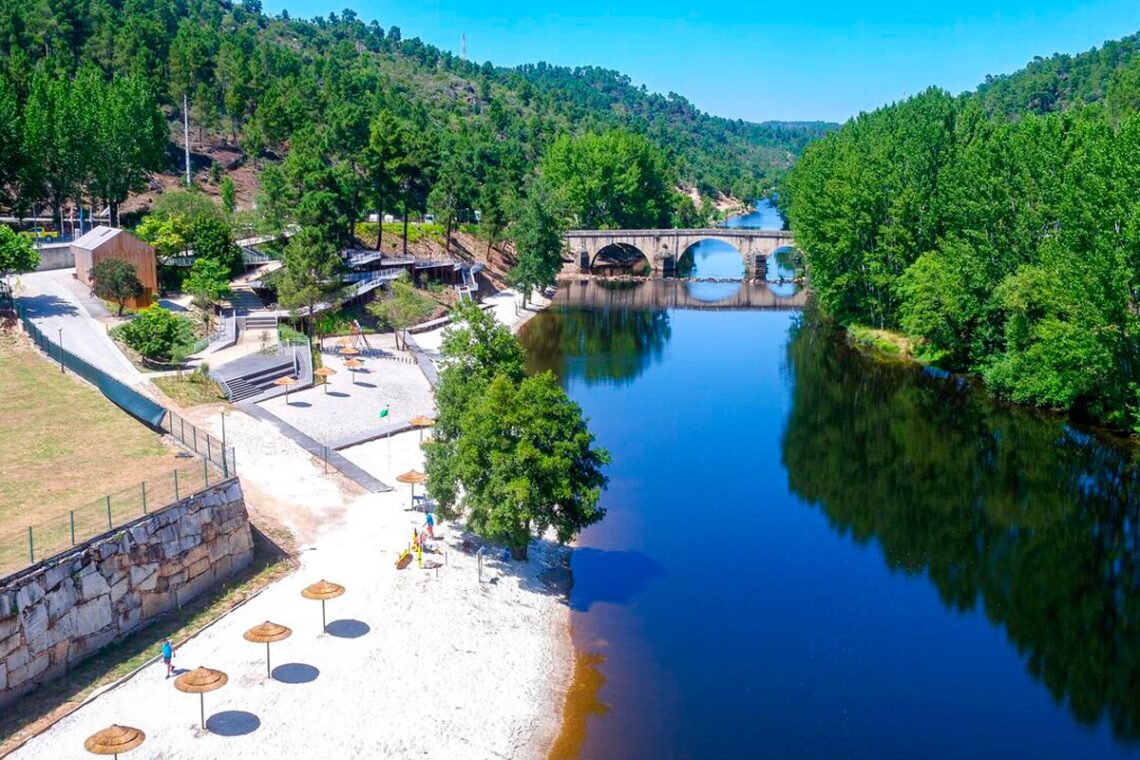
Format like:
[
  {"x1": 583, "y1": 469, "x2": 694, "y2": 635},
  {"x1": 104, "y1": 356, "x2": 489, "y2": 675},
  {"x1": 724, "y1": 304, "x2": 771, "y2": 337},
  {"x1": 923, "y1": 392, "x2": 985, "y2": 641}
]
[{"x1": 518, "y1": 201, "x2": 1140, "y2": 758}]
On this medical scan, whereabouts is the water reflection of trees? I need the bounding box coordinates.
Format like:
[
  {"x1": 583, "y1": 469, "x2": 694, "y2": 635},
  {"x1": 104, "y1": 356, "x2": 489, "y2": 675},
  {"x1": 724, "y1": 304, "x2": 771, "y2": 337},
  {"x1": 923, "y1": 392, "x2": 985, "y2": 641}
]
[
  {"x1": 523, "y1": 307, "x2": 671, "y2": 387},
  {"x1": 782, "y1": 314, "x2": 1140, "y2": 741}
]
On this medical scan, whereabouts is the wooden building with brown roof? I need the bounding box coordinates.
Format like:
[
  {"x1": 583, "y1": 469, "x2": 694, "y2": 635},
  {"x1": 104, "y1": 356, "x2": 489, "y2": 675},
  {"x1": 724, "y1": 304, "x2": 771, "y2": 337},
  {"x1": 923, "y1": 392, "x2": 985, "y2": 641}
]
[{"x1": 71, "y1": 226, "x2": 158, "y2": 309}]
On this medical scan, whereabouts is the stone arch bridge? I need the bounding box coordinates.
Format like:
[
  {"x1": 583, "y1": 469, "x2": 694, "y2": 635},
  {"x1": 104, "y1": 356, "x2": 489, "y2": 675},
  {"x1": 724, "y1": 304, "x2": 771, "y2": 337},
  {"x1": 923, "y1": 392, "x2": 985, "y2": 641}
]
[{"x1": 565, "y1": 228, "x2": 795, "y2": 278}]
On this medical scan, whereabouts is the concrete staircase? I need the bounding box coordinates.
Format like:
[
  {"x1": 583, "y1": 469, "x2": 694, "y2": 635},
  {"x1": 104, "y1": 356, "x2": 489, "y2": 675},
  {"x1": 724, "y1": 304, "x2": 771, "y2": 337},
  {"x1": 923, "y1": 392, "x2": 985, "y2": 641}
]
[
  {"x1": 228, "y1": 287, "x2": 265, "y2": 314},
  {"x1": 212, "y1": 353, "x2": 296, "y2": 402}
]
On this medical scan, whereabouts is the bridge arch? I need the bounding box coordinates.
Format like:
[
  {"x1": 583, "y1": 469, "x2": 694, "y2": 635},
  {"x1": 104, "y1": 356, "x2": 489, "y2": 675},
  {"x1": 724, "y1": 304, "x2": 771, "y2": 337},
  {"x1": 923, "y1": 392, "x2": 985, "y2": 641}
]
[
  {"x1": 590, "y1": 243, "x2": 652, "y2": 276},
  {"x1": 675, "y1": 238, "x2": 748, "y2": 279}
]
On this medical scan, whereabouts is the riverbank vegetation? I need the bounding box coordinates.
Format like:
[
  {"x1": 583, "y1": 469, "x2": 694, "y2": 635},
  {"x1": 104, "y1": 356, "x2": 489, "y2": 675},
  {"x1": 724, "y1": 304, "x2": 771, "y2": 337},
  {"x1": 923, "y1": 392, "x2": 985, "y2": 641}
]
[
  {"x1": 425, "y1": 303, "x2": 609, "y2": 560},
  {"x1": 785, "y1": 79, "x2": 1140, "y2": 431}
]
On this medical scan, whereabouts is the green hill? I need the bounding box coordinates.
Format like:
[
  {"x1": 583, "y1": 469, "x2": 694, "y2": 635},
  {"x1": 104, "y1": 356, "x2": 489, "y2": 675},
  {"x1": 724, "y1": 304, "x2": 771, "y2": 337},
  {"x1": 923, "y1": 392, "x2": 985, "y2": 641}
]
[
  {"x1": 972, "y1": 31, "x2": 1140, "y2": 117},
  {"x1": 0, "y1": 0, "x2": 833, "y2": 213}
]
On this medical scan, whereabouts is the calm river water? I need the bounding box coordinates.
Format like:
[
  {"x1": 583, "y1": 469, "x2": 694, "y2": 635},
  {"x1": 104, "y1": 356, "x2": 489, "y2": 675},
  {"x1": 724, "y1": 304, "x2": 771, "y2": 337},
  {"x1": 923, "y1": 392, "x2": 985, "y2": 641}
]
[{"x1": 518, "y1": 202, "x2": 1140, "y2": 758}]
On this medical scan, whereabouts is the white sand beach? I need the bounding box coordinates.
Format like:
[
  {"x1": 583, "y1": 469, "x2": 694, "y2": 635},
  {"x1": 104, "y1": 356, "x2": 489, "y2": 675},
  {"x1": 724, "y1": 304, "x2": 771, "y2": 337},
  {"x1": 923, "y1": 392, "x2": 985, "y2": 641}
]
[{"x1": 6, "y1": 288, "x2": 570, "y2": 760}]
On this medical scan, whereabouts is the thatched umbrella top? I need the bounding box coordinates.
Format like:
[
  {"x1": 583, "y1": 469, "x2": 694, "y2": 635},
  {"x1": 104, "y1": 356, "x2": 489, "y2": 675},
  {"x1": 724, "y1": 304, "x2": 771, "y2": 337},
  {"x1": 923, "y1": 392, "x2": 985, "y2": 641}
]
[
  {"x1": 243, "y1": 621, "x2": 293, "y2": 644},
  {"x1": 273, "y1": 376, "x2": 298, "y2": 388},
  {"x1": 343, "y1": 358, "x2": 364, "y2": 369},
  {"x1": 336, "y1": 336, "x2": 353, "y2": 346},
  {"x1": 340, "y1": 346, "x2": 361, "y2": 356},
  {"x1": 84, "y1": 725, "x2": 146, "y2": 756},
  {"x1": 302, "y1": 580, "x2": 345, "y2": 601},
  {"x1": 396, "y1": 470, "x2": 427, "y2": 485},
  {"x1": 408, "y1": 416, "x2": 436, "y2": 428},
  {"x1": 313, "y1": 367, "x2": 337, "y2": 378},
  {"x1": 173, "y1": 666, "x2": 228, "y2": 694}
]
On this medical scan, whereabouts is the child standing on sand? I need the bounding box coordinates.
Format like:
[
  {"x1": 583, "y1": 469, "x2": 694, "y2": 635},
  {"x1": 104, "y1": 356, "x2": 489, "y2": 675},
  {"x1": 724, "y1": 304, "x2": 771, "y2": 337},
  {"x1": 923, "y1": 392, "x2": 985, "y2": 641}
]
[
  {"x1": 161, "y1": 637, "x2": 175, "y2": 678},
  {"x1": 426, "y1": 511, "x2": 435, "y2": 538}
]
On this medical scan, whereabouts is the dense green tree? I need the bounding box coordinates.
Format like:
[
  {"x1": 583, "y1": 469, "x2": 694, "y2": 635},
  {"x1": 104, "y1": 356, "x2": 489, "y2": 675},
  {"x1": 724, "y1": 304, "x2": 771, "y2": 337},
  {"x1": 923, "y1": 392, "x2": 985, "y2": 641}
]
[
  {"x1": 184, "y1": 256, "x2": 231, "y2": 310},
  {"x1": 22, "y1": 71, "x2": 87, "y2": 230},
  {"x1": 117, "y1": 304, "x2": 194, "y2": 360},
  {"x1": 433, "y1": 372, "x2": 609, "y2": 560},
  {"x1": 186, "y1": 217, "x2": 242, "y2": 275},
  {"x1": 220, "y1": 176, "x2": 236, "y2": 214},
  {"x1": 509, "y1": 187, "x2": 565, "y2": 306},
  {"x1": 276, "y1": 225, "x2": 345, "y2": 337},
  {"x1": 87, "y1": 72, "x2": 167, "y2": 226},
  {"x1": 363, "y1": 110, "x2": 405, "y2": 249},
  {"x1": 365, "y1": 272, "x2": 435, "y2": 349},
  {"x1": 89, "y1": 258, "x2": 143, "y2": 315},
  {"x1": 541, "y1": 130, "x2": 673, "y2": 229},
  {"x1": 0, "y1": 226, "x2": 39, "y2": 279}
]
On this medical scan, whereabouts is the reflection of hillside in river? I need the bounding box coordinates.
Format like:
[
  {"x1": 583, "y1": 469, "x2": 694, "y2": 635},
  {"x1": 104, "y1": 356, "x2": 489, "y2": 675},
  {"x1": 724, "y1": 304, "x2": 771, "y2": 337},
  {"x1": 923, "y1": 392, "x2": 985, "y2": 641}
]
[
  {"x1": 522, "y1": 304, "x2": 671, "y2": 387},
  {"x1": 782, "y1": 312, "x2": 1140, "y2": 741},
  {"x1": 553, "y1": 278, "x2": 807, "y2": 311}
]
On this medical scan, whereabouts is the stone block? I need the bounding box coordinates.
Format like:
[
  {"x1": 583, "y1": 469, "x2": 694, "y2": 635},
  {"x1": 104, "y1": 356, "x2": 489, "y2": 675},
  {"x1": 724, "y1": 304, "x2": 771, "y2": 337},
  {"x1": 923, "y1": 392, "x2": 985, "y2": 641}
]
[
  {"x1": 16, "y1": 581, "x2": 45, "y2": 611},
  {"x1": 44, "y1": 608, "x2": 77, "y2": 649},
  {"x1": 5, "y1": 645, "x2": 29, "y2": 674},
  {"x1": 0, "y1": 630, "x2": 22, "y2": 660},
  {"x1": 73, "y1": 598, "x2": 112, "y2": 637},
  {"x1": 109, "y1": 575, "x2": 129, "y2": 605},
  {"x1": 0, "y1": 610, "x2": 19, "y2": 642},
  {"x1": 128, "y1": 563, "x2": 158, "y2": 588},
  {"x1": 20, "y1": 603, "x2": 49, "y2": 651},
  {"x1": 0, "y1": 661, "x2": 7, "y2": 690},
  {"x1": 119, "y1": 605, "x2": 142, "y2": 634},
  {"x1": 0, "y1": 592, "x2": 15, "y2": 619},
  {"x1": 175, "y1": 568, "x2": 217, "y2": 607},
  {"x1": 185, "y1": 557, "x2": 211, "y2": 581},
  {"x1": 45, "y1": 581, "x2": 78, "y2": 622},
  {"x1": 70, "y1": 627, "x2": 115, "y2": 662},
  {"x1": 43, "y1": 563, "x2": 70, "y2": 592},
  {"x1": 139, "y1": 591, "x2": 174, "y2": 620},
  {"x1": 9, "y1": 651, "x2": 50, "y2": 687}
]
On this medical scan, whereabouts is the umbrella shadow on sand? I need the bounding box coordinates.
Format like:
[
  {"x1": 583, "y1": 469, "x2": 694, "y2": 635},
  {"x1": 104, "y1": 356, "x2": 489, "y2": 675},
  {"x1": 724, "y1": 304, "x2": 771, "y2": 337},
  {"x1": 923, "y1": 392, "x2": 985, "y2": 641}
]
[
  {"x1": 205, "y1": 710, "x2": 261, "y2": 736},
  {"x1": 325, "y1": 619, "x2": 370, "y2": 639},
  {"x1": 271, "y1": 663, "x2": 320, "y2": 684}
]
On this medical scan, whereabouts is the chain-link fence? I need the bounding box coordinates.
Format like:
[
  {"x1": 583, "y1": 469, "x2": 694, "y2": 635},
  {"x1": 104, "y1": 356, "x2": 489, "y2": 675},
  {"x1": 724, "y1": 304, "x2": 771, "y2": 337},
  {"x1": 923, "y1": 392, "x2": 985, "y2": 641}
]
[
  {"x1": 2, "y1": 302, "x2": 238, "y2": 581},
  {"x1": 0, "y1": 458, "x2": 232, "y2": 581}
]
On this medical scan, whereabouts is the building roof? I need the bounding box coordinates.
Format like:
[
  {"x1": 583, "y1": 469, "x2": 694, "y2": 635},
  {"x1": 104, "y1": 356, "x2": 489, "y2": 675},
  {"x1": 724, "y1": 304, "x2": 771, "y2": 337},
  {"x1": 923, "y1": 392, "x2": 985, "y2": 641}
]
[{"x1": 71, "y1": 225, "x2": 125, "y2": 251}]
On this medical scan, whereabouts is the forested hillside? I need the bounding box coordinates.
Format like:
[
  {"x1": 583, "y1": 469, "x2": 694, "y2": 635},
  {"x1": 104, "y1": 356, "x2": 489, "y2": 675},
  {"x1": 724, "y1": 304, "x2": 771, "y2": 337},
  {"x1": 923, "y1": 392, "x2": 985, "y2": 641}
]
[
  {"x1": 0, "y1": 0, "x2": 831, "y2": 227},
  {"x1": 973, "y1": 32, "x2": 1140, "y2": 117},
  {"x1": 785, "y1": 33, "x2": 1140, "y2": 432}
]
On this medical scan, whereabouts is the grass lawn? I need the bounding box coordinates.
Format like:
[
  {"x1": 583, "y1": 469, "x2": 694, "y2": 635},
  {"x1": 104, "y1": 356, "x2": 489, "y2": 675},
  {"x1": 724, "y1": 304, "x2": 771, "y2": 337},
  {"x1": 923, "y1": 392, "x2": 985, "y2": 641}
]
[
  {"x1": 153, "y1": 373, "x2": 227, "y2": 406},
  {"x1": 0, "y1": 334, "x2": 184, "y2": 574}
]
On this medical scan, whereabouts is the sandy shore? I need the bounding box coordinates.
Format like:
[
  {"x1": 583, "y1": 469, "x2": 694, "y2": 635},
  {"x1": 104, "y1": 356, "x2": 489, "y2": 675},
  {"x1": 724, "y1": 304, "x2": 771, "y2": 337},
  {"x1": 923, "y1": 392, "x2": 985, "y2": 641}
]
[{"x1": 6, "y1": 287, "x2": 571, "y2": 760}]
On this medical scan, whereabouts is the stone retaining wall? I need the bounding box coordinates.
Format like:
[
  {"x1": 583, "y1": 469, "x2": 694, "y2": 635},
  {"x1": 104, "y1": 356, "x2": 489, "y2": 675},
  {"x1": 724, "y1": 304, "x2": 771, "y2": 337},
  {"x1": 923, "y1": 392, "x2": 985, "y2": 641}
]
[{"x1": 0, "y1": 478, "x2": 253, "y2": 708}]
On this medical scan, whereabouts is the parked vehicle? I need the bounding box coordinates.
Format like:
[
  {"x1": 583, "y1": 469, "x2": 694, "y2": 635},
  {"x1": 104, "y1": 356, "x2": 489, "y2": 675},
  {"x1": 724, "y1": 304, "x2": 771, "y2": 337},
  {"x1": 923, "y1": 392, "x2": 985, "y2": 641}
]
[{"x1": 23, "y1": 226, "x2": 58, "y2": 242}]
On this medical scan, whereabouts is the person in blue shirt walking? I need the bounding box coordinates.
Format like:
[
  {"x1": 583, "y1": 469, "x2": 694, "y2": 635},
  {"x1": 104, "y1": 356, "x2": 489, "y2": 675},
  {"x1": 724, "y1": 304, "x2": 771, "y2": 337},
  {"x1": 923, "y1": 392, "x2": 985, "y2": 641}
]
[
  {"x1": 161, "y1": 637, "x2": 175, "y2": 678},
  {"x1": 426, "y1": 511, "x2": 435, "y2": 538}
]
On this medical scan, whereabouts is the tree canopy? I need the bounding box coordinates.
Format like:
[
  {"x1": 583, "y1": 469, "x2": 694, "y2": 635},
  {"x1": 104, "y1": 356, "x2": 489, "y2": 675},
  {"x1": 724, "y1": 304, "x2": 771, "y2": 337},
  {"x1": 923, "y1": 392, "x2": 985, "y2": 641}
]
[{"x1": 785, "y1": 84, "x2": 1140, "y2": 430}]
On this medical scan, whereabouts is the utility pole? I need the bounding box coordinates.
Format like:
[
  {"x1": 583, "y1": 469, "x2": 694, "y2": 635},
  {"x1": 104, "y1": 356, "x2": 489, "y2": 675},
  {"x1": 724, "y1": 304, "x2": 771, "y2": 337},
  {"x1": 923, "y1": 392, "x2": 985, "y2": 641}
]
[{"x1": 183, "y1": 93, "x2": 191, "y2": 186}]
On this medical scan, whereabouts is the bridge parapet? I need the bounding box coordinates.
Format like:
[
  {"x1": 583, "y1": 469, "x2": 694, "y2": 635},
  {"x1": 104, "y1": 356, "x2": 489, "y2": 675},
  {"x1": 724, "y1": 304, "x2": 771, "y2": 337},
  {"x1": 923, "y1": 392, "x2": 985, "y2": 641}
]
[{"x1": 565, "y1": 228, "x2": 795, "y2": 277}]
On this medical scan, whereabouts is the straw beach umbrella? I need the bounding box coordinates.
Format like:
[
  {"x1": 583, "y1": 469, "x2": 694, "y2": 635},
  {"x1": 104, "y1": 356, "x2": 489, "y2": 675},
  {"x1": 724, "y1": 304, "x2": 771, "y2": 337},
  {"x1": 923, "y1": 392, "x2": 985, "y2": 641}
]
[
  {"x1": 313, "y1": 366, "x2": 336, "y2": 393},
  {"x1": 343, "y1": 357, "x2": 364, "y2": 384},
  {"x1": 84, "y1": 725, "x2": 145, "y2": 759},
  {"x1": 302, "y1": 580, "x2": 345, "y2": 632},
  {"x1": 396, "y1": 469, "x2": 427, "y2": 510},
  {"x1": 174, "y1": 666, "x2": 228, "y2": 730},
  {"x1": 340, "y1": 346, "x2": 361, "y2": 357},
  {"x1": 244, "y1": 621, "x2": 293, "y2": 678},
  {"x1": 409, "y1": 415, "x2": 435, "y2": 442},
  {"x1": 273, "y1": 375, "x2": 298, "y2": 404}
]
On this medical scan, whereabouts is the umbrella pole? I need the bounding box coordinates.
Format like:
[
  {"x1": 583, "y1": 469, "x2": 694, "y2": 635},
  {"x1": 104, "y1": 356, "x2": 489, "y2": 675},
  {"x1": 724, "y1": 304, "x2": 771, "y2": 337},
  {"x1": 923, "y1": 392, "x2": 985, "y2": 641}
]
[
  {"x1": 200, "y1": 693, "x2": 205, "y2": 731},
  {"x1": 266, "y1": 641, "x2": 272, "y2": 679},
  {"x1": 321, "y1": 599, "x2": 327, "y2": 632}
]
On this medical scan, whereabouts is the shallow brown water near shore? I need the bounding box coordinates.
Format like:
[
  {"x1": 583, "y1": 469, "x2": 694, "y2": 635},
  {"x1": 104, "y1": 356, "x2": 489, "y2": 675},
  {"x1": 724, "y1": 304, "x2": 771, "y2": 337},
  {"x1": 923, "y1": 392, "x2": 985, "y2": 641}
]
[{"x1": 548, "y1": 645, "x2": 608, "y2": 760}]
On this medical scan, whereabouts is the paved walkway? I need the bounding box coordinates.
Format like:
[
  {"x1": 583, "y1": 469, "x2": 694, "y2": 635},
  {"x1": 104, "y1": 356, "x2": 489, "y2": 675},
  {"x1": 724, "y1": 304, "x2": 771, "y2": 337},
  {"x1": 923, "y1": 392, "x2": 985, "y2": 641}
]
[
  {"x1": 239, "y1": 403, "x2": 391, "y2": 493},
  {"x1": 13, "y1": 269, "x2": 148, "y2": 388}
]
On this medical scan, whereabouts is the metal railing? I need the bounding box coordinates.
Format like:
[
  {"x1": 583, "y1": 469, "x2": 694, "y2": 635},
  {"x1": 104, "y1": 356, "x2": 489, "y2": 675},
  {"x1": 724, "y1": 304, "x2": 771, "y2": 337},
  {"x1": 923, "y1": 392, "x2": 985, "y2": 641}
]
[{"x1": 0, "y1": 458, "x2": 233, "y2": 581}]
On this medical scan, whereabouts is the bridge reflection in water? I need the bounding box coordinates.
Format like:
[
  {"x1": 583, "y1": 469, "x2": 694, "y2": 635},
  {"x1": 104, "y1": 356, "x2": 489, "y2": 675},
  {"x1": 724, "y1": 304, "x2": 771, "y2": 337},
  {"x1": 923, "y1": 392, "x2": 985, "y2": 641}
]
[{"x1": 554, "y1": 278, "x2": 807, "y2": 311}]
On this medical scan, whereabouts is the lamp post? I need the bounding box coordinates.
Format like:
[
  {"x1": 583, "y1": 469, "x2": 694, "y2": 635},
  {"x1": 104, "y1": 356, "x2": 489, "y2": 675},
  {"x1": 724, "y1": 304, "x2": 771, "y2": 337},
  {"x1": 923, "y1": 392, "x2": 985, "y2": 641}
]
[{"x1": 57, "y1": 327, "x2": 64, "y2": 373}]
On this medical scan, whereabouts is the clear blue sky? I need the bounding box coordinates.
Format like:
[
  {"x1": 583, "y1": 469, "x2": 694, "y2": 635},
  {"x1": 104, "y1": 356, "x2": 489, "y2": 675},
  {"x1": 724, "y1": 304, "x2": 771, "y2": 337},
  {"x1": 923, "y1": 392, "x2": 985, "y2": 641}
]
[{"x1": 262, "y1": 0, "x2": 1140, "y2": 123}]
